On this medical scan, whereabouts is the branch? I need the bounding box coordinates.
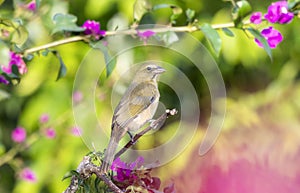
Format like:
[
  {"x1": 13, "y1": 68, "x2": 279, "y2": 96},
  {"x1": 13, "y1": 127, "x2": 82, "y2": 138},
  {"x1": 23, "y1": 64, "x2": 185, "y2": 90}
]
[
  {"x1": 63, "y1": 108, "x2": 177, "y2": 193},
  {"x1": 23, "y1": 36, "x2": 90, "y2": 55},
  {"x1": 63, "y1": 156, "x2": 124, "y2": 193},
  {"x1": 114, "y1": 108, "x2": 178, "y2": 159},
  {"x1": 0, "y1": 133, "x2": 39, "y2": 167},
  {"x1": 22, "y1": 22, "x2": 243, "y2": 55}
]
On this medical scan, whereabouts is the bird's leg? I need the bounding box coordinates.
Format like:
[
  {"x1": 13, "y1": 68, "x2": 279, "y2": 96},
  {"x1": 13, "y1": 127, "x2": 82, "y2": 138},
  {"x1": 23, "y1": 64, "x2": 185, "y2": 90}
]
[{"x1": 127, "y1": 131, "x2": 134, "y2": 142}]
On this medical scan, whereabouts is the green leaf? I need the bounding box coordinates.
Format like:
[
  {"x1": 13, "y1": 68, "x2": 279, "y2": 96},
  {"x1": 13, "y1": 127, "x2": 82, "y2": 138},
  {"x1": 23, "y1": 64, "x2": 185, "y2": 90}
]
[
  {"x1": 41, "y1": 49, "x2": 49, "y2": 56},
  {"x1": 25, "y1": 53, "x2": 34, "y2": 61},
  {"x1": 156, "y1": 31, "x2": 179, "y2": 46},
  {"x1": 232, "y1": 0, "x2": 252, "y2": 27},
  {"x1": 0, "y1": 19, "x2": 28, "y2": 46},
  {"x1": 200, "y1": 23, "x2": 222, "y2": 56},
  {"x1": 289, "y1": 1, "x2": 300, "y2": 11},
  {"x1": 12, "y1": 25, "x2": 29, "y2": 45},
  {"x1": 222, "y1": 28, "x2": 235, "y2": 37},
  {"x1": 152, "y1": 4, "x2": 182, "y2": 24},
  {"x1": 186, "y1": 8, "x2": 195, "y2": 22},
  {"x1": 35, "y1": 0, "x2": 41, "y2": 9},
  {"x1": 51, "y1": 13, "x2": 85, "y2": 35},
  {"x1": 0, "y1": 89, "x2": 10, "y2": 102},
  {"x1": 62, "y1": 170, "x2": 79, "y2": 181},
  {"x1": 83, "y1": 182, "x2": 90, "y2": 193},
  {"x1": 11, "y1": 65, "x2": 20, "y2": 76},
  {"x1": 94, "y1": 177, "x2": 101, "y2": 192},
  {"x1": 90, "y1": 42, "x2": 117, "y2": 78},
  {"x1": 133, "y1": 0, "x2": 152, "y2": 22},
  {"x1": 52, "y1": 51, "x2": 67, "y2": 81},
  {"x1": 247, "y1": 28, "x2": 272, "y2": 61}
]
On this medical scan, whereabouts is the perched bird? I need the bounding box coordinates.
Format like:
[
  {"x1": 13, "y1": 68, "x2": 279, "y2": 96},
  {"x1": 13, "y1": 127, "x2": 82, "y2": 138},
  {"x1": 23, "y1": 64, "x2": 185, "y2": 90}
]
[{"x1": 100, "y1": 63, "x2": 165, "y2": 173}]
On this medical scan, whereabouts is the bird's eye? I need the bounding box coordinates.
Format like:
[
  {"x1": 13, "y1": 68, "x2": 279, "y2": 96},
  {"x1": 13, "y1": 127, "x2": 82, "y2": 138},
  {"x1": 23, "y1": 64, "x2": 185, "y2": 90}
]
[{"x1": 146, "y1": 66, "x2": 152, "y2": 71}]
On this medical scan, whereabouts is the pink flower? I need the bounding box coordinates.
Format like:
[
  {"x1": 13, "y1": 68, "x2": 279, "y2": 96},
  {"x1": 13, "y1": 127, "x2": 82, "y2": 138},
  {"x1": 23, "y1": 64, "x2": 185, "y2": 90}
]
[
  {"x1": 111, "y1": 156, "x2": 145, "y2": 182},
  {"x1": 264, "y1": 1, "x2": 294, "y2": 24},
  {"x1": 255, "y1": 26, "x2": 283, "y2": 49},
  {"x1": 39, "y1": 113, "x2": 49, "y2": 124},
  {"x1": 44, "y1": 128, "x2": 56, "y2": 139},
  {"x1": 0, "y1": 75, "x2": 9, "y2": 85},
  {"x1": 1, "y1": 52, "x2": 27, "y2": 75},
  {"x1": 11, "y1": 127, "x2": 26, "y2": 143},
  {"x1": 20, "y1": 168, "x2": 37, "y2": 182},
  {"x1": 26, "y1": 0, "x2": 36, "y2": 12},
  {"x1": 137, "y1": 30, "x2": 156, "y2": 44},
  {"x1": 71, "y1": 127, "x2": 82, "y2": 136},
  {"x1": 250, "y1": 12, "x2": 262, "y2": 24},
  {"x1": 72, "y1": 91, "x2": 83, "y2": 104},
  {"x1": 82, "y1": 20, "x2": 106, "y2": 39}
]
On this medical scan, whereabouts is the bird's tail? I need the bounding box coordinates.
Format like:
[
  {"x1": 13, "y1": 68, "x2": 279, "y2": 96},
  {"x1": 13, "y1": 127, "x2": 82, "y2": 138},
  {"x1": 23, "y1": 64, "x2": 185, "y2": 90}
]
[{"x1": 99, "y1": 136, "x2": 119, "y2": 173}]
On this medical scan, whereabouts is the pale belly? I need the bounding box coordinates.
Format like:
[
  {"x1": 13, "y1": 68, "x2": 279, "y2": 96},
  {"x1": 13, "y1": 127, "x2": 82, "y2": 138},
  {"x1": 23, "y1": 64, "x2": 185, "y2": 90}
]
[{"x1": 127, "y1": 99, "x2": 159, "y2": 132}]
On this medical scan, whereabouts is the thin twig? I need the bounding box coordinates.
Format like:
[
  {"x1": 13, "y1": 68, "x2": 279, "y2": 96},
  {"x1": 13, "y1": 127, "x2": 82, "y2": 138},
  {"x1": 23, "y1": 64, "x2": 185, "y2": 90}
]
[
  {"x1": 114, "y1": 108, "x2": 178, "y2": 159},
  {"x1": 23, "y1": 36, "x2": 89, "y2": 55},
  {"x1": 22, "y1": 22, "x2": 243, "y2": 55}
]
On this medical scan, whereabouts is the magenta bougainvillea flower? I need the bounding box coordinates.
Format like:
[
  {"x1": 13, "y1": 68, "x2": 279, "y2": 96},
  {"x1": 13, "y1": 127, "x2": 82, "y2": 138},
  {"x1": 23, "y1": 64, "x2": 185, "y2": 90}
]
[
  {"x1": 111, "y1": 156, "x2": 174, "y2": 192},
  {"x1": 71, "y1": 126, "x2": 82, "y2": 136},
  {"x1": 255, "y1": 26, "x2": 283, "y2": 48},
  {"x1": 137, "y1": 30, "x2": 156, "y2": 44},
  {"x1": 20, "y1": 168, "x2": 37, "y2": 182},
  {"x1": 82, "y1": 20, "x2": 106, "y2": 39},
  {"x1": 72, "y1": 91, "x2": 83, "y2": 104},
  {"x1": 1, "y1": 52, "x2": 27, "y2": 75},
  {"x1": 0, "y1": 75, "x2": 9, "y2": 85},
  {"x1": 11, "y1": 127, "x2": 26, "y2": 143},
  {"x1": 39, "y1": 113, "x2": 49, "y2": 124},
  {"x1": 264, "y1": 1, "x2": 294, "y2": 24},
  {"x1": 250, "y1": 12, "x2": 262, "y2": 24},
  {"x1": 111, "y1": 157, "x2": 144, "y2": 182},
  {"x1": 26, "y1": 0, "x2": 36, "y2": 11},
  {"x1": 44, "y1": 128, "x2": 56, "y2": 139}
]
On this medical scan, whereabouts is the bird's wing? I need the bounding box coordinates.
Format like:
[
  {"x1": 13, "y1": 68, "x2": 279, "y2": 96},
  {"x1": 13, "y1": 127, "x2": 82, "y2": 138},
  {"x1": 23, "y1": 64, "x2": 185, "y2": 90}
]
[{"x1": 112, "y1": 83, "x2": 158, "y2": 129}]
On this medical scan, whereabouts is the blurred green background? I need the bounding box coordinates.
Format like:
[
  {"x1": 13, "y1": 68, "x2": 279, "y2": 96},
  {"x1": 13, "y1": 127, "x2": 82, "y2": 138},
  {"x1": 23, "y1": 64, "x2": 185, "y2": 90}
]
[{"x1": 1, "y1": 0, "x2": 300, "y2": 193}]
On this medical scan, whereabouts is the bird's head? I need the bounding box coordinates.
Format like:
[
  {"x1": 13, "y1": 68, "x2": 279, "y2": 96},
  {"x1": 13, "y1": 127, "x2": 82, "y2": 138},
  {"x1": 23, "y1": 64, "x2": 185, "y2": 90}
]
[{"x1": 133, "y1": 63, "x2": 166, "y2": 82}]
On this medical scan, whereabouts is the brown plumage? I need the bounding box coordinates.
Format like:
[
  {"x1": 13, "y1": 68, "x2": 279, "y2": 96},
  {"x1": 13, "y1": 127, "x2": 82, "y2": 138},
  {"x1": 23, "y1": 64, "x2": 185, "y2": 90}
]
[{"x1": 100, "y1": 63, "x2": 165, "y2": 173}]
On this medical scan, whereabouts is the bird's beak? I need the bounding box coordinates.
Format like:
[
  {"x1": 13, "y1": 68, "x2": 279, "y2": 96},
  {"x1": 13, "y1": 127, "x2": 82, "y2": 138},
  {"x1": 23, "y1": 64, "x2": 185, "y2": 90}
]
[{"x1": 154, "y1": 66, "x2": 166, "y2": 74}]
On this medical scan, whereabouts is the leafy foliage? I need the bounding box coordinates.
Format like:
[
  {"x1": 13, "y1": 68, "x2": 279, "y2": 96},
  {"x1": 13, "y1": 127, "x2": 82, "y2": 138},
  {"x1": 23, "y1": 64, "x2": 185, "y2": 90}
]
[
  {"x1": 51, "y1": 13, "x2": 85, "y2": 35},
  {"x1": 200, "y1": 23, "x2": 222, "y2": 56},
  {"x1": 247, "y1": 28, "x2": 272, "y2": 60}
]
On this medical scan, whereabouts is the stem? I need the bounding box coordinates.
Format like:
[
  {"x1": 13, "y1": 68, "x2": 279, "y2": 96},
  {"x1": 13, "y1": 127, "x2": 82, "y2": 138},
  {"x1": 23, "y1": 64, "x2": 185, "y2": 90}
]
[
  {"x1": 23, "y1": 36, "x2": 89, "y2": 55},
  {"x1": 22, "y1": 23, "x2": 238, "y2": 55},
  {"x1": 0, "y1": 133, "x2": 39, "y2": 167},
  {"x1": 0, "y1": 145, "x2": 20, "y2": 167}
]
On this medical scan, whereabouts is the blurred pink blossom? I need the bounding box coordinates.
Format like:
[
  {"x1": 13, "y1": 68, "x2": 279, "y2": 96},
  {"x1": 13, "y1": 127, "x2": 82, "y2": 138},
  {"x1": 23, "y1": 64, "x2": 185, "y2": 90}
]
[
  {"x1": 71, "y1": 127, "x2": 82, "y2": 136},
  {"x1": 11, "y1": 127, "x2": 26, "y2": 143},
  {"x1": 44, "y1": 128, "x2": 56, "y2": 139},
  {"x1": 0, "y1": 75, "x2": 9, "y2": 85},
  {"x1": 39, "y1": 113, "x2": 49, "y2": 124},
  {"x1": 137, "y1": 30, "x2": 156, "y2": 44},
  {"x1": 73, "y1": 91, "x2": 83, "y2": 104},
  {"x1": 1, "y1": 52, "x2": 27, "y2": 75},
  {"x1": 255, "y1": 26, "x2": 283, "y2": 48},
  {"x1": 20, "y1": 168, "x2": 36, "y2": 182},
  {"x1": 82, "y1": 20, "x2": 106, "y2": 39},
  {"x1": 26, "y1": 0, "x2": 36, "y2": 12},
  {"x1": 250, "y1": 12, "x2": 262, "y2": 24}
]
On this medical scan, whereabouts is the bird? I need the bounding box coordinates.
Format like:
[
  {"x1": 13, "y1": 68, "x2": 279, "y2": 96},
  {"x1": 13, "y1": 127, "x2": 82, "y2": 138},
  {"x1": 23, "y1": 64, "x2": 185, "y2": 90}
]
[{"x1": 99, "y1": 63, "x2": 166, "y2": 173}]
